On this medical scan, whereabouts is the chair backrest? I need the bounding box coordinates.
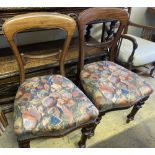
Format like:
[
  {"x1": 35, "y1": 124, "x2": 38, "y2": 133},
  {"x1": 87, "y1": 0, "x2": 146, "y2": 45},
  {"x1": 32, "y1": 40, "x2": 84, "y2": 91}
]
[
  {"x1": 3, "y1": 12, "x2": 76, "y2": 84},
  {"x1": 78, "y1": 8, "x2": 129, "y2": 70}
]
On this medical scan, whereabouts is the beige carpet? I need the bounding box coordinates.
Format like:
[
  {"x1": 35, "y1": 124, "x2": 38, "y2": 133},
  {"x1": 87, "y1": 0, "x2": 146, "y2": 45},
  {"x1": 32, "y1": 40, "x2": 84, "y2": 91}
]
[{"x1": 0, "y1": 75, "x2": 155, "y2": 148}]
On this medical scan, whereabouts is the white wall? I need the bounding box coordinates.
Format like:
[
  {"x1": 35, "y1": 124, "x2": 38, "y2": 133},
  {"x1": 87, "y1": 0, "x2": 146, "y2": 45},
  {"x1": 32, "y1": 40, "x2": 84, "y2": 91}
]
[
  {"x1": 128, "y1": 7, "x2": 155, "y2": 36},
  {"x1": 130, "y1": 8, "x2": 148, "y2": 25},
  {"x1": 130, "y1": 7, "x2": 155, "y2": 26}
]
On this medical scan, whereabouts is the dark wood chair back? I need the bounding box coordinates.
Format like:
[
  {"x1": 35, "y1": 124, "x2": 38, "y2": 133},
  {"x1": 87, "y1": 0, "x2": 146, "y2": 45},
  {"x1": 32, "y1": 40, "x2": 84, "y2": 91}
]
[
  {"x1": 77, "y1": 8, "x2": 129, "y2": 70},
  {"x1": 2, "y1": 13, "x2": 76, "y2": 84}
]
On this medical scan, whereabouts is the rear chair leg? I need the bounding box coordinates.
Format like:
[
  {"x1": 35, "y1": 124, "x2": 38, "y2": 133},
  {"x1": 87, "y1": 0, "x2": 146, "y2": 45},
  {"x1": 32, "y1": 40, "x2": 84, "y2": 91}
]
[
  {"x1": 78, "y1": 123, "x2": 95, "y2": 148},
  {"x1": 126, "y1": 96, "x2": 149, "y2": 123}
]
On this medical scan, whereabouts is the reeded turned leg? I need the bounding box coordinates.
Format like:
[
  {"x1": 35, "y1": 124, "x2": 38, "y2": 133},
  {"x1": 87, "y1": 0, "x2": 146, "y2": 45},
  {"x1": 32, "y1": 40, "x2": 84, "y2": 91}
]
[
  {"x1": 18, "y1": 139, "x2": 30, "y2": 148},
  {"x1": 126, "y1": 96, "x2": 149, "y2": 123},
  {"x1": 78, "y1": 124, "x2": 94, "y2": 148}
]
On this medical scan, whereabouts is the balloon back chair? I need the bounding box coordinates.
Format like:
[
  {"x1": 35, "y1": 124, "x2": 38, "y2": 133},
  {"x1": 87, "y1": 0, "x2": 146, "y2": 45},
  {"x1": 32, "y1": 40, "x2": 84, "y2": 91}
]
[
  {"x1": 77, "y1": 8, "x2": 154, "y2": 145},
  {"x1": 3, "y1": 13, "x2": 99, "y2": 148}
]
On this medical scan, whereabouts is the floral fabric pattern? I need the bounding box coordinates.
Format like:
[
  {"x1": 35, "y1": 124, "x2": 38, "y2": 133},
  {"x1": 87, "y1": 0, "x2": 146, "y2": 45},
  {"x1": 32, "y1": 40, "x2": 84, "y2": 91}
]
[
  {"x1": 81, "y1": 61, "x2": 153, "y2": 112},
  {"x1": 14, "y1": 75, "x2": 99, "y2": 140}
]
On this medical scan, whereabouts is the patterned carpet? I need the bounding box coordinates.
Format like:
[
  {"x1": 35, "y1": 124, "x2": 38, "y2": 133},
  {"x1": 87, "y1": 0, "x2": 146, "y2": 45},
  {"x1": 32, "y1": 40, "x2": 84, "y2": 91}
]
[{"x1": 0, "y1": 75, "x2": 155, "y2": 148}]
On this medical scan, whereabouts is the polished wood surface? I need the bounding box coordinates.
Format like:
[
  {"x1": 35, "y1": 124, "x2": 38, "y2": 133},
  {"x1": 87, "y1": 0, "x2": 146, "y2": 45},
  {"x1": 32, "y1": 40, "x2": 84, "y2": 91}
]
[
  {"x1": 3, "y1": 12, "x2": 76, "y2": 84},
  {"x1": 0, "y1": 7, "x2": 88, "y2": 34},
  {"x1": 78, "y1": 7, "x2": 129, "y2": 71}
]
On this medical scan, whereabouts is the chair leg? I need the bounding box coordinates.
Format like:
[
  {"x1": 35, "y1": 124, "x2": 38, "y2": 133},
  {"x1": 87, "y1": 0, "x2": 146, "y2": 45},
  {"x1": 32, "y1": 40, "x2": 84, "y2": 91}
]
[
  {"x1": 126, "y1": 96, "x2": 149, "y2": 123},
  {"x1": 78, "y1": 123, "x2": 94, "y2": 148},
  {"x1": 18, "y1": 139, "x2": 30, "y2": 148},
  {"x1": 90, "y1": 114, "x2": 104, "y2": 137}
]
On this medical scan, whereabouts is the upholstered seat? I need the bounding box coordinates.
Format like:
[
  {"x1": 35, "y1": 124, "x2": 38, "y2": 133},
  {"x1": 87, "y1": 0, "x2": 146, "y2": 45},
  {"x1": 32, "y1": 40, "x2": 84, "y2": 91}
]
[
  {"x1": 81, "y1": 61, "x2": 153, "y2": 112},
  {"x1": 118, "y1": 34, "x2": 155, "y2": 66},
  {"x1": 14, "y1": 75, "x2": 99, "y2": 140}
]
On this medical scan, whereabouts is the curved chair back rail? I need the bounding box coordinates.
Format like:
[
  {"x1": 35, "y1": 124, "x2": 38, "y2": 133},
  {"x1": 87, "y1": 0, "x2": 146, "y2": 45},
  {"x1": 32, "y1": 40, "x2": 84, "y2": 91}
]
[
  {"x1": 77, "y1": 7, "x2": 129, "y2": 70},
  {"x1": 3, "y1": 12, "x2": 76, "y2": 84}
]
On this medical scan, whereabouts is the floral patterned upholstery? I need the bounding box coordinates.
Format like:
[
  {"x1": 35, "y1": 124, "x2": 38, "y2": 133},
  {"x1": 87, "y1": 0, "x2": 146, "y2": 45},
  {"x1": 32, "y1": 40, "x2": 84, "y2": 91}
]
[
  {"x1": 81, "y1": 61, "x2": 153, "y2": 112},
  {"x1": 14, "y1": 75, "x2": 99, "y2": 140}
]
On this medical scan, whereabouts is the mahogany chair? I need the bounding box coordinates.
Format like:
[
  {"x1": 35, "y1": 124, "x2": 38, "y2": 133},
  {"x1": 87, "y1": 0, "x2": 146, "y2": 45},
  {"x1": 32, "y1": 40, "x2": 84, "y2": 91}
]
[
  {"x1": 77, "y1": 8, "x2": 154, "y2": 146},
  {"x1": 3, "y1": 13, "x2": 99, "y2": 148}
]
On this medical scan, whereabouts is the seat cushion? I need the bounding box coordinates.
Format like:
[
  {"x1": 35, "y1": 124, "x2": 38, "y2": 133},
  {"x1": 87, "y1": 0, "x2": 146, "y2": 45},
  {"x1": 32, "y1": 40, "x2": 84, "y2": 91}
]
[
  {"x1": 81, "y1": 61, "x2": 153, "y2": 112},
  {"x1": 14, "y1": 75, "x2": 98, "y2": 140},
  {"x1": 118, "y1": 34, "x2": 155, "y2": 66}
]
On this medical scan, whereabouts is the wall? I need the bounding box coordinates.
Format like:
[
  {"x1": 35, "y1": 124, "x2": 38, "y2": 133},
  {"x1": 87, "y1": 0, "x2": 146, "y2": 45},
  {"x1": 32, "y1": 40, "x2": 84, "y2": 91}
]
[
  {"x1": 130, "y1": 7, "x2": 155, "y2": 26},
  {"x1": 128, "y1": 7, "x2": 155, "y2": 36}
]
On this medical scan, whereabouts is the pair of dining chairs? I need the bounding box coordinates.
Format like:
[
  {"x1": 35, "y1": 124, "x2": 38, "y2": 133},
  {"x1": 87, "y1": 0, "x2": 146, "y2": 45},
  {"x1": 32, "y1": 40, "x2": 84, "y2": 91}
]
[{"x1": 2, "y1": 8, "x2": 153, "y2": 148}]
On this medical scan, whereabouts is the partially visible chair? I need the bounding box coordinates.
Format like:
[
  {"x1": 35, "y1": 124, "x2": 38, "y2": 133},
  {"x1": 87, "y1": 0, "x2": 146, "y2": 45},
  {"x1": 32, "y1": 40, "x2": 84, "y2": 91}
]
[
  {"x1": 116, "y1": 20, "x2": 155, "y2": 77},
  {"x1": 3, "y1": 13, "x2": 99, "y2": 148},
  {"x1": 77, "y1": 8, "x2": 154, "y2": 146}
]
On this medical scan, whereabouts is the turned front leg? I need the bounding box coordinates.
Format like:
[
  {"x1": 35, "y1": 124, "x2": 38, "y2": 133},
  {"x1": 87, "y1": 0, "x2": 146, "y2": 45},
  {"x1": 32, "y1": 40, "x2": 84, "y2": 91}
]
[
  {"x1": 90, "y1": 114, "x2": 104, "y2": 137},
  {"x1": 126, "y1": 96, "x2": 149, "y2": 123},
  {"x1": 78, "y1": 123, "x2": 95, "y2": 148}
]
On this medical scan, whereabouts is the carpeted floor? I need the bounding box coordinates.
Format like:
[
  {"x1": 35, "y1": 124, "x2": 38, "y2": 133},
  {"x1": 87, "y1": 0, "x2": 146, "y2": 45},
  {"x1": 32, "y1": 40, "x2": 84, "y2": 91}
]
[{"x1": 0, "y1": 75, "x2": 155, "y2": 148}]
